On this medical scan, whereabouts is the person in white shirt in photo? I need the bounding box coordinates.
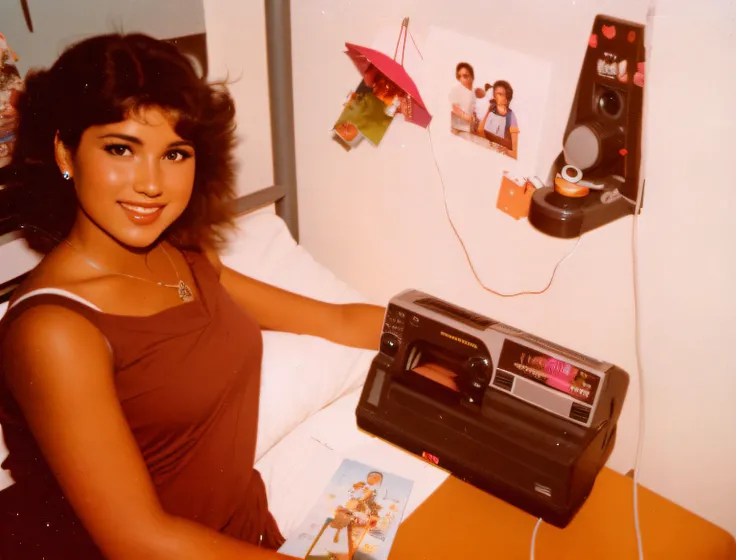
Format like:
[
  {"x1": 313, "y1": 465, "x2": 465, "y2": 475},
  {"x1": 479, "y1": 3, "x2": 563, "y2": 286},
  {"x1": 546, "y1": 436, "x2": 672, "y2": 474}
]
[{"x1": 449, "y1": 62, "x2": 487, "y2": 135}]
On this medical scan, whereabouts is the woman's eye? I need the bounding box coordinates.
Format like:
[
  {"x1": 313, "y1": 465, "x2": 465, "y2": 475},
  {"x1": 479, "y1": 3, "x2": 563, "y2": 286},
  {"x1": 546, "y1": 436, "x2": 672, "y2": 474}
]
[
  {"x1": 164, "y1": 150, "x2": 192, "y2": 162},
  {"x1": 104, "y1": 144, "x2": 133, "y2": 157}
]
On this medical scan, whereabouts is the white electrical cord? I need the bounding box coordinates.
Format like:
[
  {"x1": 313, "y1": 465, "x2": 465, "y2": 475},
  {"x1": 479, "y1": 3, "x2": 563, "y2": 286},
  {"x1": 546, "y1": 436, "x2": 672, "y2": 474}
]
[
  {"x1": 527, "y1": 29, "x2": 653, "y2": 560},
  {"x1": 631, "y1": 179, "x2": 646, "y2": 560},
  {"x1": 525, "y1": 151, "x2": 649, "y2": 560},
  {"x1": 427, "y1": 128, "x2": 583, "y2": 298},
  {"x1": 632, "y1": 2, "x2": 656, "y2": 557},
  {"x1": 526, "y1": 179, "x2": 645, "y2": 560},
  {"x1": 530, "y1": 517, "x2": 543, "y2": 559},
  {"x1": 421, "y1": 6, "x2": 655, "y2": 555}
]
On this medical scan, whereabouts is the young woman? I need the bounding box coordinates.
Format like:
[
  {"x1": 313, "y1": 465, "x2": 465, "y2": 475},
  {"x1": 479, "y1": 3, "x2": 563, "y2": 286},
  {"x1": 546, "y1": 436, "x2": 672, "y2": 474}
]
[
  {"x1": 477, "y1": 80, "x2": 519, "y2": 160},
  {"x1": 0, "y1": 33, "x2": 385, "y2": 559}
]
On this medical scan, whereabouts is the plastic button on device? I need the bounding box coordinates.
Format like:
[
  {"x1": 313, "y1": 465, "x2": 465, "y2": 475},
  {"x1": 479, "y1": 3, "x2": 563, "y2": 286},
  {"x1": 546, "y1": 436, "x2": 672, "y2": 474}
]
[
  {"x1": 465, "y1": 356, "x2": 492, "y2": 395},
  {"x1": 380, "y1": 333, "x2": 400, "y2": 356}
]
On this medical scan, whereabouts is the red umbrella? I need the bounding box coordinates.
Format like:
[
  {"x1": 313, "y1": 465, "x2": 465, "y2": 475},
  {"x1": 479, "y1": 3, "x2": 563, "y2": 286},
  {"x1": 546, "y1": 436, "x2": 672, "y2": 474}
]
[{"x1": 343, "y1": 20, "x2": 431, "y2": 128}]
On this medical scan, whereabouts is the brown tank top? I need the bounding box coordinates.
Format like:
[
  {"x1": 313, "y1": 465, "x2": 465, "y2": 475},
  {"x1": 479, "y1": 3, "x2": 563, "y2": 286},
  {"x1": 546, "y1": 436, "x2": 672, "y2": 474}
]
[{"x1": 0, "y1": 250, "x2": 285, "y2": 558}]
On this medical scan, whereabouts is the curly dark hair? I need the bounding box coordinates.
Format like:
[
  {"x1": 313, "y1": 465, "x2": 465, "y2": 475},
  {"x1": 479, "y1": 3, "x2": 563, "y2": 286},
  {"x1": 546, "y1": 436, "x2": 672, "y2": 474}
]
[
  {"x1": 455, "y1": 62, "x2": 474, "y2": 80},
  {"x1": 492, "y1": 79, "x2": 514, "y2": 103},
  {"x1": 8, "y1": 32, "x2": 238, "y2": 253}
]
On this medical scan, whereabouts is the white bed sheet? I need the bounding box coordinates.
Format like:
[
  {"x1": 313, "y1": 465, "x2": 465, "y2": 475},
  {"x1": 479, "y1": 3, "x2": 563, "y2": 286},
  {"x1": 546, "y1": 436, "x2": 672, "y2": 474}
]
[{"x1": 256, "y1": 386, "x2": 450, "y2": 542}]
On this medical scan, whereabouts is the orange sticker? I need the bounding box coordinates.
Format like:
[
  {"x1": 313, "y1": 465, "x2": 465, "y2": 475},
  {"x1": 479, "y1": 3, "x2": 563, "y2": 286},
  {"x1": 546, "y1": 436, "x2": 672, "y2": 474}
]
[{"x1": 422, "y1": 451, "x2": 440, "y2": 465}]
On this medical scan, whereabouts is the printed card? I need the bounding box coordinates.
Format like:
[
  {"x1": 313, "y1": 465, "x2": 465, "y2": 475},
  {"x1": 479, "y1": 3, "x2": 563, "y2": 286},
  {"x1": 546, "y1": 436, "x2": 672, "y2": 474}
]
[{"x1": 279, "y1": 459, "x2": 414, "y2": 560}]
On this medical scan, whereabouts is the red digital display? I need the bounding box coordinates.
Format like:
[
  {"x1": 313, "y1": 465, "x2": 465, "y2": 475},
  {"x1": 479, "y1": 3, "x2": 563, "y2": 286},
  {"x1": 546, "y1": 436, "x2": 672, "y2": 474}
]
[{"x1": 498, "y1": 339, "x2": 601, "y2": 406}]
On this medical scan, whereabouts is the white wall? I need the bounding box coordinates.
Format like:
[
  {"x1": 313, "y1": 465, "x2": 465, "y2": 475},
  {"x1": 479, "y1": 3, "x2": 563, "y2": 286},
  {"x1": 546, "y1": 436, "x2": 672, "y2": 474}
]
[
  {"x1": 204, "y1": 0, "x2": 736, "y2": 536},
  {"x1": 0, "y1": 0, "x2": 205, "y2": 74},
  {"x1": 203, "y1": 0, "x2": 274, "y2": 199}
]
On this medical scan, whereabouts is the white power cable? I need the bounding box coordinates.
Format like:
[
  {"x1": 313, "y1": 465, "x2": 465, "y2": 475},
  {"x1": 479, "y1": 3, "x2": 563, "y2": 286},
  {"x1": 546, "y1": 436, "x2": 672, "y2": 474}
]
[
  {"x1": 528, "y1": 4, "x2": 656, "y2": 555},
  {"x1": 631, "y1": 180, "x2": 646, "y2": 560},
  {"x1": 530, "y1": 517, "x2": 543, "y2": 559},
  {"x1": 632, "y1": 3, "x2": 656, "y2": 558}
]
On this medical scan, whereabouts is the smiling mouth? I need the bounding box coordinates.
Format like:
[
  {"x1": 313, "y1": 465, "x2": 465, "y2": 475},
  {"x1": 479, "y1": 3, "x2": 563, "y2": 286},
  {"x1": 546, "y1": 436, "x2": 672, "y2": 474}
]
[
  {"x1": 118, "y1": 201, "x2": 166, "y2": 225},
  {"x1": 119, "y1": 202, "x2": 163, "y2": 214}
]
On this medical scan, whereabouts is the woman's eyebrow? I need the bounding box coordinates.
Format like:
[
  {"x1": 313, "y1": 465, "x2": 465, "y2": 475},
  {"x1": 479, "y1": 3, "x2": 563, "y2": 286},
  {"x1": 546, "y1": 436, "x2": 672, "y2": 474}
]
[
  {"x1": 169, "y1": 140, "x2": 194, "y2": 149},
  {"x1": 98, "y1": 133, "x2": 142, "y2": 144},
  {"x1": 97, "y1": 134, "x2": 194, "y2": 149}
]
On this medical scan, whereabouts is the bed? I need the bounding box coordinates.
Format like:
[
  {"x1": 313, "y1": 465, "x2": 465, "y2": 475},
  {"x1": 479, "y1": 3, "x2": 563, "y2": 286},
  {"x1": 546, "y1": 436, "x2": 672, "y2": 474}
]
[{"x1": 1, "y1": 2, "x2": 735, "y2": 558}]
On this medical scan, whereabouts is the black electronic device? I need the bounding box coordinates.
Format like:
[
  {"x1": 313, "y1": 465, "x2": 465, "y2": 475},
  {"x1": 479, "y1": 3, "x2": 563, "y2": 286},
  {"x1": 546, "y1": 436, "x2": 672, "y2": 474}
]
[
  {"x1": 529, "y1": 15, "x2": 646, "y2": 238},
  {"x1": 356, "y1": 289, "x2": 629, "y2": 528}
]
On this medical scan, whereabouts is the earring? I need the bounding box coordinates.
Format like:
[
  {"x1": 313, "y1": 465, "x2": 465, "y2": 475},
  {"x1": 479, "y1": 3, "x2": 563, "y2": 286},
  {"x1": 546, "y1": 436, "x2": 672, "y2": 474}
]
[{"x1": 62, "y1": 171, "x2": 71, "y2": 180}]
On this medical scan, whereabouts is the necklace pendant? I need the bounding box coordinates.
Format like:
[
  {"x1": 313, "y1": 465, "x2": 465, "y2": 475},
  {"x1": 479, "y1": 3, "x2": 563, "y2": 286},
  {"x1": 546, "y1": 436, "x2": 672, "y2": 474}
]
[{"x1": 178, "y1": 280, "x2": 195, "y2": 303}]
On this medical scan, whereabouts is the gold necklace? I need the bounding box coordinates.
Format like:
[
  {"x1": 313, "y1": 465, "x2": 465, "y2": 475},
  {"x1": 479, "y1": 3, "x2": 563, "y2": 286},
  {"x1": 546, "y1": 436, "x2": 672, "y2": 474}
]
[{"x1": 66, "y1": 241, "x2": 195, "y2": 303}]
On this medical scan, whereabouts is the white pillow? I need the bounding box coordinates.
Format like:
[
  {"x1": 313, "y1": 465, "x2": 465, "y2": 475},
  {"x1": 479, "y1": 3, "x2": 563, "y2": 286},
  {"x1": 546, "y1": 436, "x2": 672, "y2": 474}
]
[
  {"x1": 220, "y1": 211, "x2": 379, "y2": 460},
  {"x1": 219, "y1": 210, "x2": 369, "y2": 304}
]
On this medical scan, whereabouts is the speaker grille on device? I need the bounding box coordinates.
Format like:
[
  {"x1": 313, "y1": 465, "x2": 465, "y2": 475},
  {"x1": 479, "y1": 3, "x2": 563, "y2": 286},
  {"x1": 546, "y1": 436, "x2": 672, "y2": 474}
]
[
  {"x1": 564, "y1": 125, "x2": 599, "y2": 170},
  {"x1": 597, "y1": 88, "x2": 624, "y2": 119}
]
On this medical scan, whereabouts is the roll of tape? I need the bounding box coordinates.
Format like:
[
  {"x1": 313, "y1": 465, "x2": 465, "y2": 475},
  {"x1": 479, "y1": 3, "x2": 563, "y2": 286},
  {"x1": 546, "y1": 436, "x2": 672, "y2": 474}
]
[
  {"x1": 554, "y1": 175, "x2": 590, "y2": 198},
  {"x1": 561, "y1": 165, "x2": 583, "y2": 184}
]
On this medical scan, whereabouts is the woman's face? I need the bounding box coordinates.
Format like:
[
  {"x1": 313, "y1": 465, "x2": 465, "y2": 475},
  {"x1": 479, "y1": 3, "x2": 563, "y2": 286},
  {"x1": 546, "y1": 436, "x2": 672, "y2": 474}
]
[
  {"x1": 457, "y1": 66, "x2": 473, "y2": 90},
  {"x1": 58, "y1": 106, "x2": 196, "y2": 249},
  {"x1": 493, "y1": 86, "x2": 509, "y2": 107}
]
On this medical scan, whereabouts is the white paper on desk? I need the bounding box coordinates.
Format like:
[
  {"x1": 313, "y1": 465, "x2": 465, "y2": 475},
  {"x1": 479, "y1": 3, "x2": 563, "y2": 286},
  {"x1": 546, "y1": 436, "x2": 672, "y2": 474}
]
[{"x1": 258, "y1": 388, "x2": 450, "y2": 541}]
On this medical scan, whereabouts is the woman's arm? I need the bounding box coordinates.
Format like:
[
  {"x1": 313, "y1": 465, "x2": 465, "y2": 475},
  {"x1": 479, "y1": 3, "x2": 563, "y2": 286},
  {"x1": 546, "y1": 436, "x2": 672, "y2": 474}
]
[
  {"x1": 211, "y1": 251, "x2": 385, "y2": 351},
  {"x1": 477, "y1": 110, "x2": 489, "y2": 135},
  {"x1": 451, "y1": 104, "x2": 472, "y2": 123},
  {"x1": 2, "y1": 306, "x2": 283, "y2": 560},
  {"x1": 506, "y1": 131, "x2": 519, "y2": 159}
]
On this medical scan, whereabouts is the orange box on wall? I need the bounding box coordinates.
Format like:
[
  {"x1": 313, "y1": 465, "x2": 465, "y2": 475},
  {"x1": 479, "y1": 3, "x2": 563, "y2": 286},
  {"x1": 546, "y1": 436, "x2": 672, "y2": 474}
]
[{"x1": 496, "y1": 175, "x2": 536, "y2": 220}]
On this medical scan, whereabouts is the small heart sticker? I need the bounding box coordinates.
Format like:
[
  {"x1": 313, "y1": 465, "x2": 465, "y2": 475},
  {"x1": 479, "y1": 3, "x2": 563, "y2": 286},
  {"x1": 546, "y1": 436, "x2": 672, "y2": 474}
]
[
  {"x1": 602, "y1": 25, "x2": 616, "y2": 39},
  {"x1": 634, "y1": 61, "x2": 645, "y2": 87}
]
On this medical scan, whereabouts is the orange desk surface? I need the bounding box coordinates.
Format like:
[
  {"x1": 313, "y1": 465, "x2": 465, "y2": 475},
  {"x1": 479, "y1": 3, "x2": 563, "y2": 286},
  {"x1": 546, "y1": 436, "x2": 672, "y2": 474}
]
[{"x1": 389, "y1": 467, "x2": 735, "y2": 559}]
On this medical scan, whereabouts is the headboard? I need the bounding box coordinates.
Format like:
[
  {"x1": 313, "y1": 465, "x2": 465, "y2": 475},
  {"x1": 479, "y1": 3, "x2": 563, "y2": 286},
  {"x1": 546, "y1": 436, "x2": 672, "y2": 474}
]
[
  {"x1": 0, "y1": 0, "x2": 299, "y2": 302},
  {"x1": 231, "y1": 0, "x2": 298, "y2": 240}
]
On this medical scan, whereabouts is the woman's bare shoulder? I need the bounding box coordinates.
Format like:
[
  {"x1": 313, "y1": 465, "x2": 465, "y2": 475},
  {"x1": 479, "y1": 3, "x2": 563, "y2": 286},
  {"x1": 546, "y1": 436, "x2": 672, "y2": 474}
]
[
  {"x1": 1, "y1": 297, "x2": 110, "y2": 393},
  {"x1": 3, "y1": 249, "x2": 110, "y2": 361},
  {"x1": 8, "y1": 245, "x2": 130, "y2": 314},
  {"x1": 9, "y1": 245, "x2": 97, "y2": 300}
]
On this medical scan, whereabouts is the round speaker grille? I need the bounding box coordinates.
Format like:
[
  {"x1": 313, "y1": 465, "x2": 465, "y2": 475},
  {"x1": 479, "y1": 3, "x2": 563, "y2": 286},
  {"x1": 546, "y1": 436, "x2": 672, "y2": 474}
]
[
  {"x1": 564, "y1": 125, "x2": 599, "y2": 170},
  {"x1": 597, "y1": 88, "x2": 624, "y2": 120}
]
